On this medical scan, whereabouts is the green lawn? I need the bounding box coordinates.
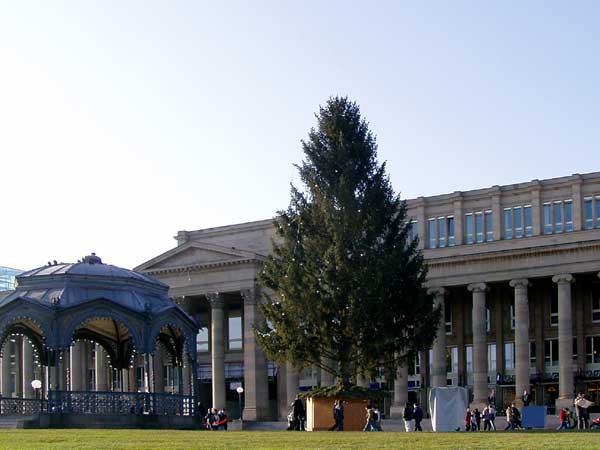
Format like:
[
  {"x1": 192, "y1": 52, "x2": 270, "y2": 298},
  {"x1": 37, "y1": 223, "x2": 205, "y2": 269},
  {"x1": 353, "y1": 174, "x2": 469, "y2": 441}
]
[{"x1": 0, "y1": 430, "x2": 597, "y2": 450}]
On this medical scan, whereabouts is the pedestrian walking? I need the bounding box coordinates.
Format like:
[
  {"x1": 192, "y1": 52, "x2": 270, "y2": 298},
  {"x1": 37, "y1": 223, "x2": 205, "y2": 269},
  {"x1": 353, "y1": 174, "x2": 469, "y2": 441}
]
[
  {"x1": 403, "y1": 402, "x2": 415, "y2": 432},
  {"x1": 363, "y1": 403, "x2": 375, "y2": 432},
  {"x1": 465, "y1": 408, "x2": 472, "y2": 432},
  {"x1": 291, "y1": 395, "x2": 305, "y2": 431},
  {"x1": 328, "y1": 399, "x2": 345, "y2": 431},
  {"x1": 413, "y1": 403, "x2": 423, "y2": 432}
]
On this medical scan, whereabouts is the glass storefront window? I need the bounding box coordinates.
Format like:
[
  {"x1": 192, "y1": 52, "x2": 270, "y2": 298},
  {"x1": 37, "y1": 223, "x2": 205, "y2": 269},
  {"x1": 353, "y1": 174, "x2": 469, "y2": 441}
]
[{"x1": 228, "y1": 308, "x2": 242, "y2": 350}]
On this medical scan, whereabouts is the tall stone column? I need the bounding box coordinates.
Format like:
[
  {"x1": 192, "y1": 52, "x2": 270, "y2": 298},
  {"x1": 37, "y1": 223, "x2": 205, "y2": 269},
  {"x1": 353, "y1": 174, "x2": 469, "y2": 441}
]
[
  {"x1": 241, "y1": 287, "x2": 269, "y2": 420},
  {"x1": 285, "y1": 362, "x2": 299, "y2": 408},
  {"x1": 70, "y1": 341, "x2": 85, "y2": 391},
  {"x1": 428, "y1": 288, "x2": 447, "y2": 388},
  {"x1": 153, "y1": 346, "x2": 165, "y2": 393},
  {"x1": 207, "y1": 292, "x2": 226, "y2": 410},
  {"x1": 390, "y1": 363, "x2": 408, "y2": 418},
  {"x1": 468, "y1": 283, "x2": 488, "y2": 408},
  {"x1": 22, "y1": 339, "x2": 34, "y2": 398},
  {"x1": 95, "y1": 344, "x2": 108, "y2": 391},
  {"x1": 121, "y1": 368, "x2": 129, "y2": 391},
  {"x1": 1, "y1": 344, "x2": 12, "y2": 396},
  {"x1": 553, "y1": 274, "x2": 575, "y2": 408},
  {"x1": 510, "y1": 279, "x2": 530, "y2": 406}
]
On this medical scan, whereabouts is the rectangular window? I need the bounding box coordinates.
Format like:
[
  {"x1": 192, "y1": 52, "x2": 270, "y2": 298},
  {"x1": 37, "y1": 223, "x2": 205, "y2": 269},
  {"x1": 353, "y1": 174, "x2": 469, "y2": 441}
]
[
  {"x1": 428, "y1": 218, "x2": 436, "y2": 249},
  {"x1": 584, "y1": 198, "x2": 593, "y2": 230},
  {"x1": 514, "y1": 206, "x2": 523, "y2": 239},
  {"x1": 438, "y1": 217, "x2": 446, "y2": 248},
  {"x1": 510, "y1": 300, "x2": 515, "y2": 330},
  {"x1": 545, "y1": 339, "x2": 559, "y2": 366},
  {"x1": 466, "y1": 345, "x2": 473, "y2": 374},
  {"x1": 530, "y1": 342, "x2": 536, "y2": 369},
  {"x1": 504, "y1": 342, "x2": 515, "y2": 370},
  {"x1": 485, "y1": 211, "x2": 493, "y2": 242},
  {"x1": 447, "y1": 216, "x2": 455, "y2": 246},
  {"x1": 586, "y1": 336, "x2": 600, "y2": 364},
  {"x1": 408, "y1": 352, "x2": 421, "y2": 376},
  {"x1": 596, "y1": 196, "x2": 600, "y2": 228},
  {"x1": 554, "y1": 201, "x2": 563, "y2": 233},
  {"x1": 564, "y1": 200, "x2": 573, "y2": 232},
  {"x1": 488, "y1": 344, "x2": 497, "y2": 372},
  {"x1": 445, "y1": 298, "x2": 452, "y2": 335},
  {"x1": 196, "y1": 328, "x2": 209, "y2": 352},
  {"x1": 228, "y1": 308, "x2": 243, "y2": 350},
  {"x1": 411, "y1": 220, "x2": 419, "y2": 242},
  {"x1": 550, "y1": 293, "x2": 558, "y2": 327},
  {"x1": 486, "y1": 307, "x2": 491, "y2": 332},
  {"x1": 524, "y1": 205, "x2": 533, "y2": 237},
  {"x1": 543, "y1": 203, "x2": 552, "y2": 234},
  {"x1": 465, "y1": 214, "x2": 474, "y2": 244},
  {"x1": 451, "y1": 347, "x2": 459, "y2": 373},
  {"x1": 503, "y1": 208, "x2": 513, "y2": 239},
  {"x1": 475, "y1": 212, "x2": 483, "y2": 243},
  {"x1": 592, "y1": 290, "x2": 600, "y2": 323}
]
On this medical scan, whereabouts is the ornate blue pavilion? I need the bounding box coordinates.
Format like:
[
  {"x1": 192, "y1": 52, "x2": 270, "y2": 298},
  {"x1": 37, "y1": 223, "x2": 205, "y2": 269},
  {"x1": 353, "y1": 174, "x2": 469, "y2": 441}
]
[{"x1": 0, "y1": 254, "x2": 199, "y2": 427}]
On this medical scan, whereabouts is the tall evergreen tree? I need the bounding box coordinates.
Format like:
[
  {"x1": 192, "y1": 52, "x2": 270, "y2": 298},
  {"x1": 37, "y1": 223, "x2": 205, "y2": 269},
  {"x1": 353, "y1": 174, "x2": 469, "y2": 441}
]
[{"x1": 257, "y1": 97, "x2": 439, "y2": 389}]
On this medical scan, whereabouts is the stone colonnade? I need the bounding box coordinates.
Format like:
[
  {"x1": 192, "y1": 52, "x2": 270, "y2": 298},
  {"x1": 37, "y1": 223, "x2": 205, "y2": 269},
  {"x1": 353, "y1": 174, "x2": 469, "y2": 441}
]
[
  {"x1": 386, "y1": 272, "x2": 595, "y2": 413},
  {"x1": 197, "y1": 271, "x2": 593, "y2": 418}
]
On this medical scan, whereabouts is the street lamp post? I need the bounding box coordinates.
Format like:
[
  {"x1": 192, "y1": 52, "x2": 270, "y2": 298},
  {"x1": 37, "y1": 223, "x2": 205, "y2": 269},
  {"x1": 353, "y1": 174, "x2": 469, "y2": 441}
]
[
  {"x1": 31, "y1": 380, "x2": 42, "y2": 412},
  {"x1": 236, "y1": 386, "x2": 244, "y2": 424}
]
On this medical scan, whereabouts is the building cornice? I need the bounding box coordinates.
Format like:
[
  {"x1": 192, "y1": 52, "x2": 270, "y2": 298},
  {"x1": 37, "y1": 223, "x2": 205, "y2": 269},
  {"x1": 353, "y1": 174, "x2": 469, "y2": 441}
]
[{"x1": 142, "y1": 257, "x2": 263, "y2": 277}]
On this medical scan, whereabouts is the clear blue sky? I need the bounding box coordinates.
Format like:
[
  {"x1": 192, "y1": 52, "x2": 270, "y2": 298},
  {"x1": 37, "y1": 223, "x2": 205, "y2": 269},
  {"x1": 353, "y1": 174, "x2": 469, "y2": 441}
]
[{"x1": 1, "y1": 1, "x2": 599, "y2": 271}]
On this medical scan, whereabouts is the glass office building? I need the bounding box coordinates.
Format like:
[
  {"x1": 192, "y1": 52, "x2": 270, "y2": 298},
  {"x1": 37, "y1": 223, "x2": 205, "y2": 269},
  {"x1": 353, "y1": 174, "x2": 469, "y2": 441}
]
[{"x1": 0, "y1": 266, "x2": 22, "y2": 291}]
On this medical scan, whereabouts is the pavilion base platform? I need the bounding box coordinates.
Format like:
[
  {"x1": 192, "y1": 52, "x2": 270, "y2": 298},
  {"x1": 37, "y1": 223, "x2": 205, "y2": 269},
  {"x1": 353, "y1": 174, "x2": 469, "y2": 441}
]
[{"x1": 0, "y1": 413, "x2": 203, "y2": 429}]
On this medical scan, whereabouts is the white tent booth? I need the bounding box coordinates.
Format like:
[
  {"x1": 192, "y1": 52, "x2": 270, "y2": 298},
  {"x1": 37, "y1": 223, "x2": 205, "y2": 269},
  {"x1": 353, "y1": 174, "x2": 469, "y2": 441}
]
[{"x1": 428, "y1": 386, "x2": 468, "y2": 432}]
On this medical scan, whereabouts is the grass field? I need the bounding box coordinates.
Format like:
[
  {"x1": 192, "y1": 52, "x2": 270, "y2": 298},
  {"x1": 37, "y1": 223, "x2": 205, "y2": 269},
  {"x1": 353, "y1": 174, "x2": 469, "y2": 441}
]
[{"x1": 0, "y1": 430, "x2": 596, "y2": 450}]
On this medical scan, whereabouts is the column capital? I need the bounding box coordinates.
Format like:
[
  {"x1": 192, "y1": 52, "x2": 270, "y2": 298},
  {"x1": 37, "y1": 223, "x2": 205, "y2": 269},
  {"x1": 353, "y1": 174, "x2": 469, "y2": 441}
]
[
  {"x1": 552, "y1": 274, "x2": 575, "y2": 284},
  {"x1": 467, "y1": 282, "x2": 488, "y2": 293},
  {"x1": 509, "y1": 279, "x2": 530, "y2": 289},
  {"x1": 427, "y1": 287, "x2": 446, "y2": 297},
  {"x1": 241, "y1": 286, "x2": 261, "y2": 305},
  {"x1": 206, "y1": 292, "x2": 224, "y2": 308}
]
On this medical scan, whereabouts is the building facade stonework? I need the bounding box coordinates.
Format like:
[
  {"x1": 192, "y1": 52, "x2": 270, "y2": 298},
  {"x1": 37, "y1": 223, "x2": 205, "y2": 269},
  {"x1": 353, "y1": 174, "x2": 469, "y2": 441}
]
[{"x1": 136, "y1": 171, "x2": 600, "y2": 419}]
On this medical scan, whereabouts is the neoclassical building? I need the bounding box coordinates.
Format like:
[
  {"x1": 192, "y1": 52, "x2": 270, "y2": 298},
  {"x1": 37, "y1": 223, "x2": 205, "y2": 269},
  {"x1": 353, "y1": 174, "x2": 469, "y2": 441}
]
[{"x1": 136, "y1": 171, "x2": 600, "y2": 419}]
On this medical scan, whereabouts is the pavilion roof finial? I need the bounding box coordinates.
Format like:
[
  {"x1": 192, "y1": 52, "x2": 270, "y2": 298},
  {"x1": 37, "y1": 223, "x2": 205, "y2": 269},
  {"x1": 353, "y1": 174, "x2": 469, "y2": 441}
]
[{"x1": 82, "y1": 253, "x2": 103, "y2": 265}]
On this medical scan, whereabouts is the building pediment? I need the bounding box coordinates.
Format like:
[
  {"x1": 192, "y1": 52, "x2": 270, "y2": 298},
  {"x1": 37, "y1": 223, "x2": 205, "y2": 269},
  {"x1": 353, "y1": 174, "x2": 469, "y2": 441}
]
[{"x1": 135, "y1": 241, "x2": 263, "y2": 273}]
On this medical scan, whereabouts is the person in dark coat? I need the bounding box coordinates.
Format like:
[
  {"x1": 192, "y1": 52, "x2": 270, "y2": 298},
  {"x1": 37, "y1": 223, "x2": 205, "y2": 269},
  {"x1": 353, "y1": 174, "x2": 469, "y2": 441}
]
[
  {"x1": 328, "y1": 399, "x2": 345, "y2": 431},
  {"x1": 474, "y1": 408, "x2": 481, "y2": 431},
  {"x1": 413, "y1": 403, "x2": 424, "y2": 431},
  {"x1": 522, "y1": 390, "x2": 531, "y2": 407},
  {"x1": 292, "y1": 395, "x2": 305, "y2": 431}
]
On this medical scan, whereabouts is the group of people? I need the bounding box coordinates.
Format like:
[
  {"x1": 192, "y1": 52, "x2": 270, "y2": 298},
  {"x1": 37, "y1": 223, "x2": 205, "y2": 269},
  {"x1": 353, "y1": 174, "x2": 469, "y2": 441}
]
[
  {"x1": 504, "y1": 403, "x2": 522, "y2": 430},
  {"x1": 464, "y1": 404, "x2": 497, "y2": 431},
  {"x1": 557, "y1": 392, "x2": 594, "y2": 430},
  {"x1": 286, "y1": 389, "x2": 597, "y2": 432},
  {"x1": 402, "y1": 402, "x2": 424, "y2": 432},
  {"x1": 204, "y1": 408, "x2": 229, "y2": 430},
  {"x1": 363, "y1": 402, "x2": 383, "y2": 432}
]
